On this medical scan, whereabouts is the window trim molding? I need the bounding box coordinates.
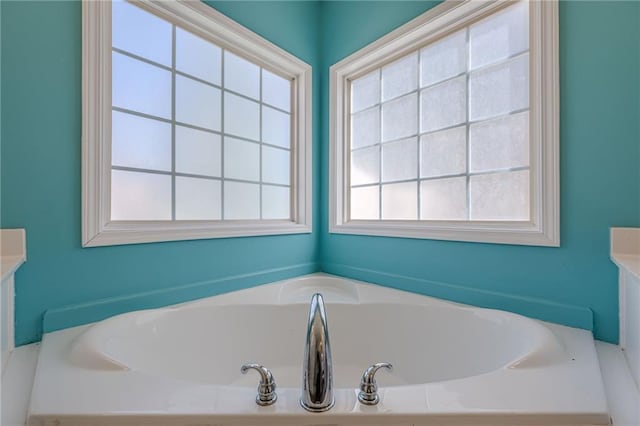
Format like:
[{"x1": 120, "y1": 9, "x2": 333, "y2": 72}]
[
  {"x1": 82, "y1": 0, "x2": 312, "y2": 247},
  {"x1": 329, "y1": 0, "x2": 559, "y2": 247}
]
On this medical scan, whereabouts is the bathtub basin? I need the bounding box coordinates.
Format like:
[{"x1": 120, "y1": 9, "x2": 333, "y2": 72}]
[{"x1": 28, "y1": 273, "x2": 610, "y2": 425}]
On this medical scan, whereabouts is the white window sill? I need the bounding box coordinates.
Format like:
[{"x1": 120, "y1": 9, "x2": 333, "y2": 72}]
[
  {"x1": 330, "y1": 220, "x2": 559, "y2": 247},
  {"x1": 84, "y1": 221, "x2": 312, "y2": 247}
]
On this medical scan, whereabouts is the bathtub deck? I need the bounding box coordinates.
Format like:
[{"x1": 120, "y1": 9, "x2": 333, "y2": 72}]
[{"x1": 26, "y1": 274, "x2": 611, "y2": 426}]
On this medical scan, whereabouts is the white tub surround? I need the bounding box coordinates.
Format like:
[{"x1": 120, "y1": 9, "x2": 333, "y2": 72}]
[
  {"x1": 1, "y1": 343, "x2": 40, "y2": 426},
  {"x1": 28, "y1": 274, "x2": 609, "y2": 426},
  {"x1": 1, "y1": 228, "x2": 26, "y2": 376},
  {"x1": 610, "y1": 227, "x2": 640, "y2": 390},
  {"x1": 596, "y1": 342, "x2": 640, "y2": 426}
]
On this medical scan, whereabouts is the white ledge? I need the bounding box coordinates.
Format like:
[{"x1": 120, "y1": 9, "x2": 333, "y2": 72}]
[
  {"x1": 0, "y1": 229, "x2": 26, "y2": 283},
  {"x1": 611, "y1": 227, "x2": 640, "y2": 280}
]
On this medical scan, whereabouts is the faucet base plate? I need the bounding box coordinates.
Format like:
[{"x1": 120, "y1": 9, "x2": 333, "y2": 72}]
[{"x1": 299, "y1": 398, "x2": 335, "y2": 413}]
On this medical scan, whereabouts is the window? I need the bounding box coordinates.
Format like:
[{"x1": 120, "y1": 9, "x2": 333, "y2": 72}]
[
  {"x1": 83, "y1": 0, "x2": 312, "y2": 247},
  {"x1": 330, "y1": 0, "x2": 559, "y2": 246}
]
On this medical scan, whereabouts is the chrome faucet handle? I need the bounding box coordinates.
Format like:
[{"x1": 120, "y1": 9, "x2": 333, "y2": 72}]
[
  {"x1": 241, "y1": 363, "x2": 277, "y2": 406},
  {"x1": 358, "y1": 362, "x2": 393, "y2": 405}
]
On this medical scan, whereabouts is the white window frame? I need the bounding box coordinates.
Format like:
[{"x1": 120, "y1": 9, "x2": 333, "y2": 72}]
[
  {"x1": 82, "y1": 0, "x2": 312, "y2": 247},
  {"x1": 329, "y1": 0, "x2": 559, "y2": 247}
]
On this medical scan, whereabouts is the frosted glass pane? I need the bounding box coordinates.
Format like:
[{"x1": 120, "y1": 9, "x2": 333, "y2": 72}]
[
  {"x1": 175, "y1": 177, "x2": 221, "y2": 220},
  {"x1": 351, "y1": 107, "x2": 380, "y2": 149},
  {"x1": 469, "y1": 54, "x2": 529, "y2": 121},
  {"x1": 350, "y1": 186, "x2": 379, "y2": 220},
  {"x1": 382, "y1": 53, "x2": 418, "y2": 101},
  {"x1": 470, "y1": 170, "x2": 529, "y2": 220},
  {"x1": 262, "y1": 146, "x2": 290, "y2": 185},
  {"x1": 420, "y1": 177, "x2": 467, "y2": 220},
  {"x1": 176, "y1": 75, "x2": 221, "y2": 130},
  {"x1": 224, "y1": 51, "x2": 260, "y2": 100},
  {"x1": 175, "y1": 126, "x2": 221, "y2": 177},
  {"x1": 420, "y1": 30, "x2": 467, "y2": 87},
  {"x1": 420, "y1": 76, "x2": 466, "y2": 133},
  {"x1": 262, "y1": 106, "x2": 290, "y2": 148},
  {"x1": 262, "y1": 185, "x2": 290, "y2": 219},
  {"x1": 470, "y1": 1, "x2": 529, "y2": 70},
  {"x1": 111, "y1": 170, "x2": 171, "y2": 220},
  {"x1": 351, "y1": 70, "x2": 380, "y2": 113},
  {"x1": 382, "y1": 93, "x2": 417, "y2": 142},
  {"x1": 112, "y1": 0, "x2": 171, "y2": 66},
  {"x1": 176, "y1": 28, "x2": 222, "y2": 85},
  {"x1": 382, "y1": 182, "x2": 417, "y2": 220},
  {"x1": 224, "y1": 181, "x2": 260, "y2": 219},
  {"x1": 382, "y1": 137, "x2": 417, "y2": 183},
  {"x1": 262, "y1": 69, "x2": 291, "y2": 112},
  {"x1": 420, "y1": 126, "x2": 466, "y2": 178},
  {"x1": 112, "y1": 111, "x2": 171, "y2": 171},
  {"x1": 469, "y1": 111, "x2": 529, "y2": 173},
  {"x1": 112, "y1": 52, "x2": 171, "y2": 119},
  {"x1": 224, "y1": 137, "x2": 259, "y2": 181},
  {"x1": 351, "y1": 146, "x2": 379, "y2": 186},
  {"x1": 225, "y1": 93, "x2": 260, "y2": 141}
]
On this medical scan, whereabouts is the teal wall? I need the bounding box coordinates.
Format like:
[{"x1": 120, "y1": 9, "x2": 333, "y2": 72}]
[
  {"x1": 1, "y1": 1, "x2": 638, "y2": 345},
  {"x1": 319, "y1": 1, "x2": 640, "y2": 343},
  {"x1": 0, "y1": 0, "x2": 321, "y2": 345}
]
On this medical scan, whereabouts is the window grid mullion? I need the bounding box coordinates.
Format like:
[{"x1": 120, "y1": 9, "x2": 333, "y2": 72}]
[
  {"x1": 350, "y1": 106, "x2": 530, "y2": 153},
  {"x1": 416, "y1": 50, "x2": 422, "y2": 221},
  {"x1": 465, "y1": 27, "x2": 471, "y2": 221},
  {"x1": 377, "y1": 70, "x2": 383, "y2": 221},
  {"x1": 171, "y1": 25, "x2": 177, "y2": 221},
  {"x1": 220, "y1": 50, "x2": 226, "y2": 220},
  {"x1": 350, "y1": 166, "x2": 531, "y2": 189},
  {"x1": 350, "y1": 39, "x2": 532, "y2": 222},
  {"x1": 259, "y1": 68, "x2": 263, "y2": 220}
]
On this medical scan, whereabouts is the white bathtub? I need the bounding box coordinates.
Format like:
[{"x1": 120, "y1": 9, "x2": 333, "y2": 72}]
[{"x1": 28, "y1": 273, "x2": 609, "y2": 425}]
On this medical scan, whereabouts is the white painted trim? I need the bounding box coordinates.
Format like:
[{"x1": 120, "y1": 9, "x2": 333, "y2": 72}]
[
  {"x1": 1, "y1": 343, "x2": 40, "y2": 426},
  {"x1": 620, "y1": 269, "x2": 627, "y2": 350},
  {"x1": 611, "y1": 227, "x2": 640, "y2": 389},
  {"x1": 0, "y1": 229, "x2": 26, "y2": 369},
  {"x1": 1, "y1": 276, "x2": 15, "y2": 376},
  {"x1": 82, "y1": 0, "x2": 312, "y2": 247},
  {"x1": 595, "y1": 342, "x2": 640, "y2": 426},
  {"x1": 329, "y1": 0, "x2": 560, "y2": 247},
  {"x1": 619, "y1": 269, "x2": 640, "y2": 390}
]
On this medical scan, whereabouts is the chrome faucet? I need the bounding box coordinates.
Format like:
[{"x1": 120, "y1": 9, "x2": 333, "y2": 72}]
[
  {"x1": 358, "y1": 362, "x2": 393, "y2": 405},
  {"x1": 240, "y1": 363, "x2": 277, "y2": 406},
  {"x1": 300, "y1": 293, "x2": 334, "y2": 412}
]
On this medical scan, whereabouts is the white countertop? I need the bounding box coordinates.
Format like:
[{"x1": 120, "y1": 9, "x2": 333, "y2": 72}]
[
  {"x1": 611, "y1": 227, "x2": 640, "y2": 280},
  {"x1": 0, "y1": 229, "x2": 26, "y2": 282},
  {"x1": 611, "y1": 253, "x2": 640, "y2": 280},
  {"x1": 1, "y1": 255, "x2": 26, "y2": 283}
]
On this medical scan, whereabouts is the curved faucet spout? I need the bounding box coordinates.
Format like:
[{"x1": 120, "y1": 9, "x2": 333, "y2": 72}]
[{"x1": 300, "y1": 293, "x2": 334, "y2": 412}]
